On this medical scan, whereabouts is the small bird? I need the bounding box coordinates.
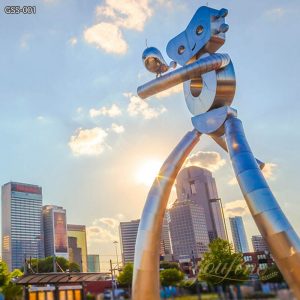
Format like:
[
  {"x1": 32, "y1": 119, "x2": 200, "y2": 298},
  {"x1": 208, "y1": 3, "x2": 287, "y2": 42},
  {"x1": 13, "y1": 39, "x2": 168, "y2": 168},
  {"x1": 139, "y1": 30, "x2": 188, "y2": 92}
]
[{"x1": 142, "y1": 47, "x2": 176, "y2": 77}]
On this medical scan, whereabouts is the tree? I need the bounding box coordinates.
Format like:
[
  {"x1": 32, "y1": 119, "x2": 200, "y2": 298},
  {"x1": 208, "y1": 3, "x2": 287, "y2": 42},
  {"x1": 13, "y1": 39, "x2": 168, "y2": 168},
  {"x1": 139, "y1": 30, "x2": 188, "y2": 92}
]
[
  {"x1": 2, "y1": 269, "x2": 23, "y2": 300},
  {"x1": 118, "y1": 263, "x2": 133, "y2": 287},
  {"x1": 198, "y1": 239, "x2": 250, "y2": 286},
  {"x1": 160, "y1": 261, "x2": 180, "y2": 270},
  {"x1": 0, "y1": 260, "x2": 9, "y2": 286},
  {"x1": 160, "y1": 269, "x2": 184, "y2": 287}
]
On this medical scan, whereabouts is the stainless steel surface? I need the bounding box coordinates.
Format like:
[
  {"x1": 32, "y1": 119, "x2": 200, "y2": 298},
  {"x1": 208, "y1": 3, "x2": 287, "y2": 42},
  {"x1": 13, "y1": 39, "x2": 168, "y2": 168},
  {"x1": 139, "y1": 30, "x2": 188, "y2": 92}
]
[
  {"x1": 191, "y1": 106, "x2": 236, "y2": 135},
  {"x1": 142, "y1": 47, "x2": 176, "y2": 76},
  {"x1": 211, "y1": 135, "x2": 265, "y2": 170},
  {"x1": 166, "y1": 6, "x2": 229, "y2": 66},
  {"x1": 224, "y1": 116, "x2": 300, "y2": 299},
  {"x1": 184, "y1": 55, "x2": 236, "y2": 115},
  {"x1": 132, "y1": 130, "x2": 201, "y2": 300},
  {"x1": 138, "y1": 53, "x2": 230, "y2": 99}
]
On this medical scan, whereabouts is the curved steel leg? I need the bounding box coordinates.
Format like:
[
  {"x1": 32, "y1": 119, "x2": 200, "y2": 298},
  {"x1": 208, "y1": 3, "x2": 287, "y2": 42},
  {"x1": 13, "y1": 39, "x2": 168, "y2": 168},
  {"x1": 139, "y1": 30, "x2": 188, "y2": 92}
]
[
  {"x1": 132, "y1": 129, "x2": 201, "y2": 300},
  {"x1": 224, "y1": 117, "x2": 300, "y2": 299}
]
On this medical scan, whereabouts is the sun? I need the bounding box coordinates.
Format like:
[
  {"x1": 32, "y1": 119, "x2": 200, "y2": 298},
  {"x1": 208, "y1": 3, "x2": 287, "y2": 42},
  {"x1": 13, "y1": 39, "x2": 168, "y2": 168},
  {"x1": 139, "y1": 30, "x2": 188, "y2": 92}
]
[{"x1": 135, "y1": 159, "x2": 162, "y2": 187}]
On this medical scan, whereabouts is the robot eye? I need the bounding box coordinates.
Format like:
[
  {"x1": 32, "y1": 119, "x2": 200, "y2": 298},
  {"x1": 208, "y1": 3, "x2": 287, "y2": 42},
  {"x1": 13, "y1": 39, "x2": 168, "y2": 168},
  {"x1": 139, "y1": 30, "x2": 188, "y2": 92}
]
[
  {"x1": 178, "y1": 45, "x2": 185, "y2": 55},
  {"x1": 196, "y1": 25, "x2": 204, "y2": 35}
]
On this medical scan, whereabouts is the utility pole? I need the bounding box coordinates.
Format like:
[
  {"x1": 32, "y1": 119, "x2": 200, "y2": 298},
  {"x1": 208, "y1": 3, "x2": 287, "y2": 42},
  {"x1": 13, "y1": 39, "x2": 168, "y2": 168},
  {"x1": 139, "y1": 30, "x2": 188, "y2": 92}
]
[
  {"x1": 110, "y1": 259, "x2": 116, "y2": 300},
  {"x1": 113, "y1": 241, "x2": 120, "y2": 273},
  {"x1": 53, "y1": 256, "x2": 57, "y2": 272}
]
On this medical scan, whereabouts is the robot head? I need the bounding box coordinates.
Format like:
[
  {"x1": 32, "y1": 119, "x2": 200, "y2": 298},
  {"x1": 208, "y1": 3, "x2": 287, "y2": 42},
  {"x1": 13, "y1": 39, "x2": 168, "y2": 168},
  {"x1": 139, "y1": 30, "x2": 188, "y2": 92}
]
[{"x1": 166, "y1": 6, "x2": 229, "y2": 66}]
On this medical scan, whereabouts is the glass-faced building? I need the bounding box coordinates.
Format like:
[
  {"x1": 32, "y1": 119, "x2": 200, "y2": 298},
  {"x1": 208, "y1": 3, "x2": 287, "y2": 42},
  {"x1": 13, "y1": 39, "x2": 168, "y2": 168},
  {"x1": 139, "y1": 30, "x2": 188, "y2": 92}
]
[
  {"x1": 87, "y1": 254, "x2": 100, "y2": 272},
  {"x1": 43, "y1": 205, "x2": 69, "y2": 260},
  {"x1": 2, "y1": 182, "x2": 44, "y2": 271},
  {"x1": 67, "y1": 224, "x2": 88, "y2": 272},
  {"x1": 229, "y1": 216, "x2": 249, "y2": 253}
]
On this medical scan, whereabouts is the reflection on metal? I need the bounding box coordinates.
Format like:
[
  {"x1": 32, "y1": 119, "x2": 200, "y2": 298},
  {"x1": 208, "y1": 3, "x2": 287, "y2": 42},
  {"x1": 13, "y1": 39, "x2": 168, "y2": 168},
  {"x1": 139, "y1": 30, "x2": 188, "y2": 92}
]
[
  {"x1": 132, "y1": 130, "x2": 201, "y2": 300},
  {"x1": 133, "y1": 4, "x2": 300, "y2": 300},
  {"x1": 137, "y1": 53, "x2": 231, "y2": 99},
  {"x1": 142, "y1": 47, "x2": 177, "y2": 77},
  {"x1": 224, "y1": 117, "x2": 300, "y2": 299}
]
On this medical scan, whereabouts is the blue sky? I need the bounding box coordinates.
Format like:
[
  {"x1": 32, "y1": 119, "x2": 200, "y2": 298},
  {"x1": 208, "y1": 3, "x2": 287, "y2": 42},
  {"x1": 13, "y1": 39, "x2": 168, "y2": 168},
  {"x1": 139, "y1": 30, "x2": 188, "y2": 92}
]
[{"x1": 1, "y1": 0, "x2": 300, "y2": 270}]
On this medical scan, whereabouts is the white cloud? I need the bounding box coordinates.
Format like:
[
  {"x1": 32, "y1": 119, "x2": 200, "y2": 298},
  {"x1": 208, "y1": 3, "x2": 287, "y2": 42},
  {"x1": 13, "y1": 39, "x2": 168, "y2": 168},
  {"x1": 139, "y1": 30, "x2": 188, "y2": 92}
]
[
  {"x1": 20, "y1": 34, "x2": 32, "y2": 49},
  {"x1": 126, "y1": 93, "x2": 167, "y2": 119},
  {"x1": 224, "y1": 200, "x2": 250, "y2": 218},
  {"x1": 111, "y1": 123, "x2": 125, "y2": 134},
  {"x1": 69, "y1": 37, "x2": 78, "y2": 46},
  {"x1": 155, "y1": 84, "x2": 182, "y2": 99},
  {"x1": 87, "y1": 225, "x2": 118, "y2": 244},
  {"x1": 89, "y1": 104, "x2": 122, "y2": 118},
  {"x1": 265, "y1": 7, "x2": 286, "y2": 19},
  {"x1": 69, "y1": 127, "x2": 108, "y2": 156},
  {"x1": 228, "y1": 162, "x2": 277, "y2": 185},
  {"x1": 185, "y1": 151, "x2": 226, "y2": 172},
  {"x1": 83, "y1": 22, "x2": 127, "y2": 54},
  {"x1": 96, "y1": 0, "x2": 152, "y2": 31}
]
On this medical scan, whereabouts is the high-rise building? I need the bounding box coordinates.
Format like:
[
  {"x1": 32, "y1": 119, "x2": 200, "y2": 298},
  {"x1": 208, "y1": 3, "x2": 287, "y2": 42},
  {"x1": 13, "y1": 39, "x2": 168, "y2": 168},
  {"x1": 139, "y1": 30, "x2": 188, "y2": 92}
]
[
  {"x1": 160, "y1": 214, "x2": 172, "y2": 260},
  {"x1": 43, "y1": 205, "x2": 68, "y2": 259},
  {"x1": 229, "y1": 216, "x2": 249, "y2": 253},
  {"x1": 67, "y1": 224, "x2": 88, "y2": 272},
  {"x1": 87, "y1": 254, "x2": 100, "y2": 272},
  {"x1": 119, "y1": 219, "x2": 140, "y2": 265},
  {"x1": 169, "y1": 199, "x2": 210, "y2": 260},
  {"x1": 68, "y1": 236, "x2": 82, "y2": 270},
  {"x1": 2, "y1": 182, "x2": 44, "y2": 271},
  {"x1": 176, "y1": 166, "x2": 227, "y2": 242},
  {"x1": 251, "y1": 235, "x2": 269, "y2": 253}
]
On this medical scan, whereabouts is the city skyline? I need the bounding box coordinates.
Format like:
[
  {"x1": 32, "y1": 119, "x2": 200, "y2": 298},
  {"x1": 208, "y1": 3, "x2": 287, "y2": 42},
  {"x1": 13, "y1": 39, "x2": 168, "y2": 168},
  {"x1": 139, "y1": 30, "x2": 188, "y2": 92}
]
[{"x1": 1, "y1": 0, "x2": 300, "y2": 271}]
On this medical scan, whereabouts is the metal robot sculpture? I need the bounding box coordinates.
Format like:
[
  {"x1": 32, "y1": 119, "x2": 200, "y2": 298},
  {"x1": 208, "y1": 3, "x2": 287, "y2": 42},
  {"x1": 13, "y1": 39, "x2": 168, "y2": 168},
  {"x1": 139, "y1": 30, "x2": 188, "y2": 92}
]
[{"x1": 132, "y1": 6, "x2": 300, "y2": 300}]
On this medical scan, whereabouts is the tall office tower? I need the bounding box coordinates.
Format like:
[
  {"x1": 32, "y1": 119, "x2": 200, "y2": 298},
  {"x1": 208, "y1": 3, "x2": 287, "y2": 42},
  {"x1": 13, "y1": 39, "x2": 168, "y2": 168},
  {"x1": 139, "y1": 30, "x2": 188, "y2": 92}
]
[
  {"x1": 176, "y1": 166, "x2": 227, "y2": 242},
  {"x1": 160, "y1": 214, "x2": 172, "y2": 259},
  {"x1": 2, "y1": 182, "x2": 44, "y2": 271},
  {"x1": 229, "y1": 216, "x2": 249, "y2": 253},
  {"x1": 67, "y1": 224, "x2": 88, "y2": 272},
  {"x1": 68, "y1": 236, "x2": 82, "y2": 270},
  {"x1": 119, "y1": 219, "x2": 140, "y2": 265},
  {"x1": 251, "y1": 235, "x2": 269, "y2": 253},
  {"x1": 87, "y1": 254, "x2": 100, "y2": 272},
  {"x1": 43, "y1": 205, "x2": 68, "y2": 259},
  {"x1": 169, "y1": 199, "x2": 210, "y2": 261}
]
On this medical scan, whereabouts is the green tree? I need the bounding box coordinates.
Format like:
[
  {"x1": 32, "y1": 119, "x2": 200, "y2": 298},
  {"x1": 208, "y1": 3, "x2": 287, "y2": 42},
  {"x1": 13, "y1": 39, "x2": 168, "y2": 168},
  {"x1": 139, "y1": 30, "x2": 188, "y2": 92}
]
[
  {"x1": 198, "y1": 239, "x2": 250, "y2": 286},
  {"x1": 160, "y1": 268, "x2": 184, "y2": 287},
  {"x1": 260, "y1": 264, "x2": 284, "y2": 283},
  {"x1": 160, "y1": 261, "x2": 180, "y2": 270},
  {"x1": 0, "y1": 260, "x2": 9, "y2": 286},
  {"x1": 2, "y1": 269, "x2": 23, "y2": 300},
  {"x1": 118, "y1": 263, "x2": 133, "y2": 287}
]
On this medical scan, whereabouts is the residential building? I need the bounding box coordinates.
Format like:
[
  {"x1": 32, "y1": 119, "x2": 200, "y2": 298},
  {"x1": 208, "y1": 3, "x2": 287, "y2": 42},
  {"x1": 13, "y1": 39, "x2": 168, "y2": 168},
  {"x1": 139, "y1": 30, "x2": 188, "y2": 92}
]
[
  {"x1": 2, "y1": 182, "x2": 44, "y2": 271},
  {"x1": 87, "y1": 254, "x2": 100, "y2": 272},
  {"x1": 229, "y1": 216, "x2": 249, "y2": 253},
  {"x1": 43, "y1": 205, "x2": 68, "y2": 259},
  {"x1": 67, "y1": 224, "x2": 88, "y2": 272},
  {"x1": 243, "y1": 251, "x2": 275, "y2": 274},
  {"x1": 252, "y1": 235, "x2": 269, "y2": 253},
  {"x1": 176, "y1": 166, "x2": 227, "y2": 242},
  {"x1": 169, "y1": 199, "x2": 210, "y2": 260}
]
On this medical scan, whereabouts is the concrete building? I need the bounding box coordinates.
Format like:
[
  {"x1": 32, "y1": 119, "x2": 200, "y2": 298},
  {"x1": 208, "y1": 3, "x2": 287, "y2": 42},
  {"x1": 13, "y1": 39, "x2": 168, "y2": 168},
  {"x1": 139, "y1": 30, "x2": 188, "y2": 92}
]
[
  {"x1": 251, "y1": 235, "x2": 269, "y2": 253},
  {"x1": 43, "y1": 205, "x2": 68, "y2": 259},
  {"x1": 243, "y1": 251, "x2": 275, "y2": 274},
  {"x1": 229, "y1": 216, "x2": 249, "y2": 253},
  {"x1": 160, "y1": 214, "x2": 172, "y2": 260},
  {"x1": 87, "y1": 254, "x2": 100, "y2": 272},
  {"x1": 67, "y1": 224, "x2": 88, "y2": 272},
  {"x1": 176, "y1": 166, "x2": 227, "y2": 242},
  {"x1": 169, "y1": 199, "x2": 210, "y2": 260},
  {"x1": 119, "y1": 219, "x2": 140, "y2": 265},
  {"x1": 2, "y1": 182, "x2": 44, "y2": 271}
]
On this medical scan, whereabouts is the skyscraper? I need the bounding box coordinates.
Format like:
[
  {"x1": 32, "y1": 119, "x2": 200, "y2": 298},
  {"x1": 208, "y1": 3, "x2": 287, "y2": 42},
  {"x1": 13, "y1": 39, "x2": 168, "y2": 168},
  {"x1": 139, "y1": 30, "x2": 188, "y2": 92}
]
[
  {"x1": 119, "y1": 219, "x2": 140, "y2": 265},
  {"x1": 160, "y1": 214, "x2": 172, "y2": 260},
  {"x1": 229, "y1": 216, "x2": 249, "y2": 253},
  {"x1": 176, "y1": 166, "x2": 227, "y2": 242},
  {"x1": 169, "y1": 199, "x2": 210, "y2": 260},
  {"x1": 87, "y1": 254, "x2": 100, "y2": 272},
  {"x1": 251, "y1": 235, "x2": 269, "y2": 253},
  {"x1": 67, "y1": 224, "x2": 88, "y2": 272},
  {"x1": 2, "y1": 182, "x2": 44, "y2": 271},
  {"x1": 43, "y1": 205, "x2": 68, "y2": 259}
]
